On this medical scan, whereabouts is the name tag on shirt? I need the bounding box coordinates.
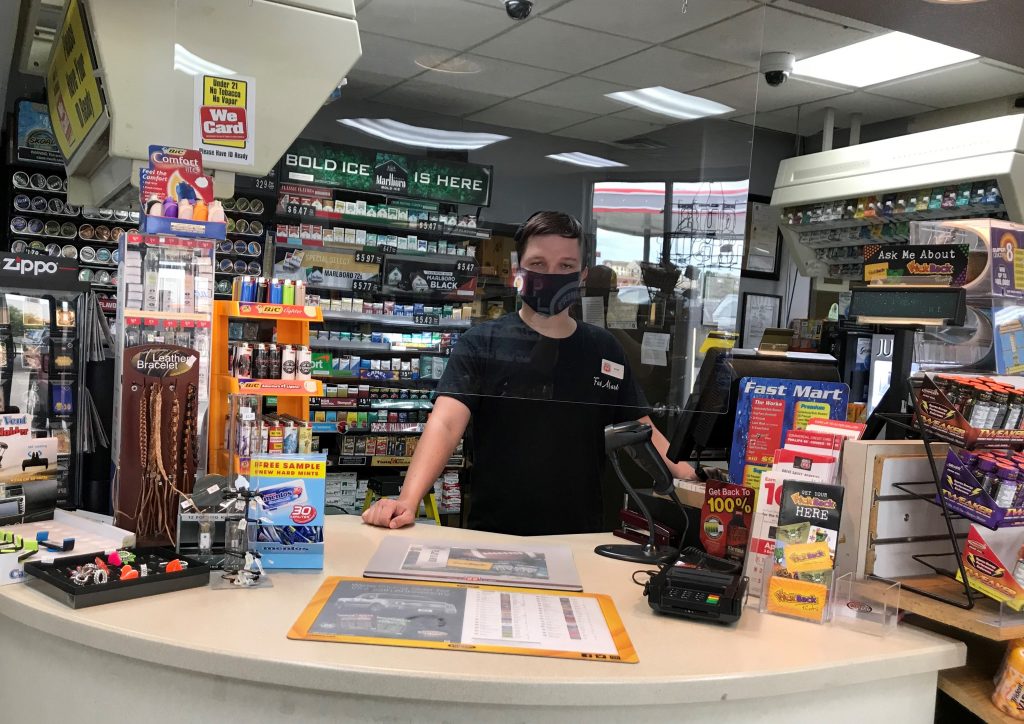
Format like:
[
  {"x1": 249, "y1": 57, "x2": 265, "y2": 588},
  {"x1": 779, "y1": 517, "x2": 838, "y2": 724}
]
[{"x1": 601, "y1": 359, "x2": 624, "y2": 380}]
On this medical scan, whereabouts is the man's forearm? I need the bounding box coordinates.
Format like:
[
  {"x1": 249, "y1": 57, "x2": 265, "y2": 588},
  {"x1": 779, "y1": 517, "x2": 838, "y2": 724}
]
[
  {"x1": 640, "y1": 415, "x2": 697, "y2": 480},
  {"x1": 398, "y1": 414, "x2": 465, "y2": 506}
]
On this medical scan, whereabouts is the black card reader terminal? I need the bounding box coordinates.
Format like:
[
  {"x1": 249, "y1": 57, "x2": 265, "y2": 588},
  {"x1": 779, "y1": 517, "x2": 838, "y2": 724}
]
[{"x1": 645, "y1": 560, "x2": 747, "y2": 625}]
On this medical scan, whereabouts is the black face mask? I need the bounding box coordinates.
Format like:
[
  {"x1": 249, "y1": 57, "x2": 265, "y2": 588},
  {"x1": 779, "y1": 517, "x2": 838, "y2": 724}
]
[{"x1": 517, "y1": 269, "x2": 581, "y2": 316}]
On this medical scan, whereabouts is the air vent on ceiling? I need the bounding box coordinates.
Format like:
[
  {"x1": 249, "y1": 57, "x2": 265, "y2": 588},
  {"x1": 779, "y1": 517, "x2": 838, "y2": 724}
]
[{"x1": 612, "y1": 135, "x2": 668, "y2": 151}]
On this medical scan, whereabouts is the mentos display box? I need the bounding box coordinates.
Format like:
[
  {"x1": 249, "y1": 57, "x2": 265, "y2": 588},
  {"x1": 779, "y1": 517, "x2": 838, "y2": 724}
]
[{"x1": 247, "y1": 453, "x2": 327, "y2": 569}]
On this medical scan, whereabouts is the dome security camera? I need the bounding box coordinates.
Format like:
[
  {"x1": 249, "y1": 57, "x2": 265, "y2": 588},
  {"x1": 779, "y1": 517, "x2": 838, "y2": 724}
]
[
  {"x1": 760, "y1": 52, "x2": 796, "y2": 87},
  {"x1": 504, "y1": 0, "x2": 533, "y2": 20}
]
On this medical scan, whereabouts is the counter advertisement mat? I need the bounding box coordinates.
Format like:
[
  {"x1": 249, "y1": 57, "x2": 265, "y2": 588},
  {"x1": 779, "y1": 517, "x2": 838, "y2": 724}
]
[{"x1": 289, "y1": 577, "x2": 637, "y2": 663}]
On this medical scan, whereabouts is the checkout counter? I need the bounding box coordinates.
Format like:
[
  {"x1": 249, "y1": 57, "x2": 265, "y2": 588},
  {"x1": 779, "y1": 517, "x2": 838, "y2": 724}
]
[{"x1": 0, "y1": 516, "x2": 963, "y2": 723}]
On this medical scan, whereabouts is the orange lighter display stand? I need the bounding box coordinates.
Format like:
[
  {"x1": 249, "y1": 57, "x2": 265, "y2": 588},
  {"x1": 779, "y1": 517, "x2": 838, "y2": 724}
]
[{"x1": 207, "y1": 301, "x2": 324, "y2": 476}]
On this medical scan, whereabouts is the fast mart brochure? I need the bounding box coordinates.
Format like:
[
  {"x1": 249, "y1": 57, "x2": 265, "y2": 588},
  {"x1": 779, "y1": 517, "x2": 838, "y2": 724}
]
[
  {"x1": 729, "y1": 377, "x2": 849, "y2": 491},
  {"x1": 289, "y1": 577, "x2": 637, "y2": 663}
]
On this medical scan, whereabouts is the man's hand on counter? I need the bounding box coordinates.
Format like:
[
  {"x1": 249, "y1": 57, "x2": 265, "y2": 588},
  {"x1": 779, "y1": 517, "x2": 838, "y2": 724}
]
[{"x1": 362, "y1": 498, "x2": 416, "y2": 529}]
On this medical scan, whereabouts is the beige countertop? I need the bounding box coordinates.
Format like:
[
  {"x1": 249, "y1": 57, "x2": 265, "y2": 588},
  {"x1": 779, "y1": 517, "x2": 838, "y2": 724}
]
[{"x1": 0, "y1": 516, "x2": 964, "y2": 707}]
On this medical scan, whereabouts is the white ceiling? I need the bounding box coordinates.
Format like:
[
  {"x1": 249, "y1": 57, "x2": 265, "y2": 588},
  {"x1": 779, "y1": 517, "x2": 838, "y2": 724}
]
[{"x1": 343, "y1": 0, "x2": 1024, "y2": 143}]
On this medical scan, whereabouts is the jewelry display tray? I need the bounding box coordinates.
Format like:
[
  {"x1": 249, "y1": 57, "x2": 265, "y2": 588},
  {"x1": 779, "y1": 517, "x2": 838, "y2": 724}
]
[{"x1": 23, "y1": 548, "x2": 209, "y2": 609}]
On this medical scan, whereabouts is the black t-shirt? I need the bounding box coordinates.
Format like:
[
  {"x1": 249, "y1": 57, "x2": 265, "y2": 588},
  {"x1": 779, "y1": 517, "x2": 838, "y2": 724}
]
[{"x1": 436, "y1": 313, "x2": 649, "y2": 536}]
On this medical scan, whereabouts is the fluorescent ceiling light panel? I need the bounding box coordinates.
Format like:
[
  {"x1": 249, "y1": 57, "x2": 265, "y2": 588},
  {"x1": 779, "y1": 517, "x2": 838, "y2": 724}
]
[
  {"x1": 793, "y1": 32, "x2": 978, "y2": 87},
  {"x1": 547, "y1": 152, "x2": 626, "y2": 168},
  {"x1": 605, "y1": 86, "x2": 733, "y2": 120},
  {"x1": 173, "y1": 44, "x2": 236, "y2": 76},
  {"x1": 338, "y1": 118, "x2": 508, "y2": 150}
]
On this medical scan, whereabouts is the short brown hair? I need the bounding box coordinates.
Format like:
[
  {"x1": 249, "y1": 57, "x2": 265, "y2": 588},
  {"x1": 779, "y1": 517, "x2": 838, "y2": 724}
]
[{"x1": 514, "y1": 211, "x2": 585, "y2": 261}]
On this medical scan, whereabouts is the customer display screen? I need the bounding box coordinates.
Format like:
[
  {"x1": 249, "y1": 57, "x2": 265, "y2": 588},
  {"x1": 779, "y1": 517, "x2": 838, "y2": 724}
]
[{"x1": 849, "y1": 288, "x2": 966, "y2": 324}]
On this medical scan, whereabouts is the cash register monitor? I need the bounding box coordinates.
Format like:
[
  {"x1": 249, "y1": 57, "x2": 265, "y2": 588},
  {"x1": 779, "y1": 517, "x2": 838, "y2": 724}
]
[{"x1": 667, "y1": 348, "x2": 840, "y2": 464}]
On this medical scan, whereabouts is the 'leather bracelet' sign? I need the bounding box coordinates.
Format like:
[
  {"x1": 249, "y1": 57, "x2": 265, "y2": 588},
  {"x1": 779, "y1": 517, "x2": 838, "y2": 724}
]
[{"x1": 129, "y1": 346, "x2": 198, "y2": 378}]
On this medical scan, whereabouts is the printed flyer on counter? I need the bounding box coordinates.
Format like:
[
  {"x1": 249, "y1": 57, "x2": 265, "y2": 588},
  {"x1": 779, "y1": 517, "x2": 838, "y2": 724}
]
[
  {"x1": 364, "y1": 537, "x2": 582, "y2": 591},
  {"x1": 289, "y1": 577, "x2": 637, "y2": 663}
]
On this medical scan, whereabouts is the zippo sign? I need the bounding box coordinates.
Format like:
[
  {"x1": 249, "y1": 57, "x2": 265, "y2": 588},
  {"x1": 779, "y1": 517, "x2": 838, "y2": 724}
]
[{"x1": 0, "y1": 252, "x2": 79, "y2": 284}]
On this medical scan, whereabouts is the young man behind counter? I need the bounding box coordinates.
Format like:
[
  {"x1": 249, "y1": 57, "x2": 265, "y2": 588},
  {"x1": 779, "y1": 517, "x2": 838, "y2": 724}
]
[{"x1": 362, "y1": 211, "x2": 696, "y2": 535}]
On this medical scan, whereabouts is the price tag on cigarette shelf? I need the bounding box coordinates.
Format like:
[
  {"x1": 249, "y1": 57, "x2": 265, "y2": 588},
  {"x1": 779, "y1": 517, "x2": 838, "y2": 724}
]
[
  {"x1": 377, "y1": 244, "x2": 398, "y2": 255},
  {"x1": 414, "y1": 314, "x2": 439, "y2": 326},
  {"x1": 351, "y1": 280, "x2": 379, "y2": 292},
  {"x1": 355, "y1": 252, "x2": 383, "y2": 265}
]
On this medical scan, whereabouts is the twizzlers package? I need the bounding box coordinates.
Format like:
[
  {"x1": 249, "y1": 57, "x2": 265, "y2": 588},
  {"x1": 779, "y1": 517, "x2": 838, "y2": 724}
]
[{"x1": 729, "y1": 377, "x2": 849, "y2": 490}]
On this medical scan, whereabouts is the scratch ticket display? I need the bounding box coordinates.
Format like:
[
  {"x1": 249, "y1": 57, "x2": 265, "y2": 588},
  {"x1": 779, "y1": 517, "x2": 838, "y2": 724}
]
[
  {"x1": 729, "y1": 378, "x2": 849, "y2": 492},
  {"x1": 761, "y1": 481, "x2": 844, "y2": 624}
]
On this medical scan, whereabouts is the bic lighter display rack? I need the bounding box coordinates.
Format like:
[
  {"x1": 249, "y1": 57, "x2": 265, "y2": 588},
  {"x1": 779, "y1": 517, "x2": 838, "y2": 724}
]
[{"x1": 208, "y1": 301, "x2": 324, "y2": 479}]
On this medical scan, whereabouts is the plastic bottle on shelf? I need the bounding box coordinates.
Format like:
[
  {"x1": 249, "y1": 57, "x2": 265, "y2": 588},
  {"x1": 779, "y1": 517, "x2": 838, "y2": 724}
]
[
  {"x1": 296, "y1": 346, "x2": 312, "y2": 380},
  {"x1": 995, "y1": 464, "x2": 1020, "y2": 509},
  {"x1": 208, "y1": 200, "x2": 226, "y2": 223},
  {"x1": 978, "y1": 458, "x2": 1000, "y2": 497},
  {"x1": 179, "y1": 199, "x2": 193, "y2": 220},
  {"x1": 269, "y1": 343, "x2": 281, "y2": 379},
  {"x1": 193, "y1": 199, "x2": 208, "y2": 221},
  {"x1": 233, "y1": 343, "x2": 252, "y2": 378},
  {"x1": 281, "y1": 345, "x2": 296, "y2": 380},
  {"x1": 993, "y1": 638, "x2": 1024, "y2": 719},
  {"x1": 254, "y1": 343, "x2": 269, "y2": 379}
]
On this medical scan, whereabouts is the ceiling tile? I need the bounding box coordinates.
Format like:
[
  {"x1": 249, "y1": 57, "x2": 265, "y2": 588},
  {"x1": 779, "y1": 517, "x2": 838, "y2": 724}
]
[
  {"x1": 868, "y1": 60, "x2": 1024, "y2": 107},
  {"x1": 468, "y1": 100, "x2": 598, "y2": 133},
  {"x1": 668, "y1": 6, "x2": 871, "y2": 69},
  {"x1": 611, "y1": 108, "x2": 679, "y2": 125},
  {"x1": 696, "y1": 73, "x2": 849, "y2": 115},
  {"x1": 353, "y1": 33, "x2": 457, "y2": 80},
  {"x1": 584, "y1": 46, "x2": 749, "y2": 91},
  {"x1": 769, "y1": 0, "x2": 886, "y2": 33},
  {"x1": 546, "y1": 0, "x2": 758, "y2": 44},
  {"x1": 355, "y1": 0, "x2": 513, "y2": 51},
  {"x1": 472, "y1": 19, "x2": 649, "y2": 74},
  {"x1": 373, "y1": 80, "x2": 506, "y2": 117},
  {"x1": 413, "y1": 55, "x2": 568, "y2": 97},
  {"x1": 520, "y1": 76, "x2": 633, "y2": 114},
  {"x1": 554, "y1": 116, "x2": 666, "y2": 143}
]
